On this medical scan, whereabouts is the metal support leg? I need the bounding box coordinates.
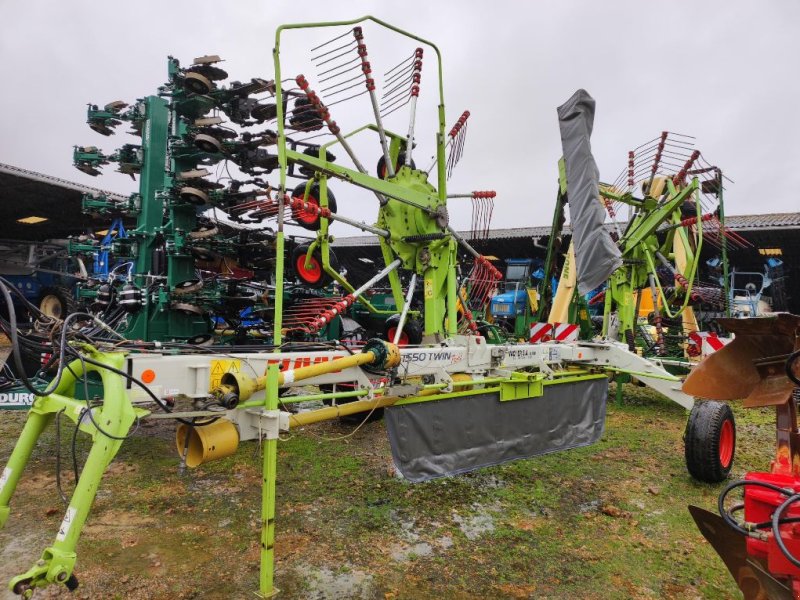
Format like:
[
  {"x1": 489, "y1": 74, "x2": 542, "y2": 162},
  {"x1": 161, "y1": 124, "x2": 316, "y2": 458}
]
[
  {"x1": 259, "y1": 364, "x2": 280, "y2": 598},
  {"x1": 0, "y1": 411, "x2": 53, "y2": 528},
  {"x1": 4, "y1": 352, "x2": 142, "y2": 597},
  {"x1": 616, "y1": 375, "x2": 626, "y2": 406}
]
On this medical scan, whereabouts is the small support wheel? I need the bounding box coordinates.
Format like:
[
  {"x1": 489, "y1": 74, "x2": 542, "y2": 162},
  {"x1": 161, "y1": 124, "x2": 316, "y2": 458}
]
[
  {"x1": 376, "y1": 153, "x2": 415, "y2": 179},
  {"x1": 684, "y1": 400, "x2": 736, "y2": 483},
  {"x1": 291, "y1": 244, "x2": 338, "y2": 288},
  {"x1": 38, "y1": 286, "x2": 78, "y2": 320},
  {"x1": 384, "y1": 314, "x2": 422, "y2": 346},
  {"x1": 290, "y1": 183, "x2": 337, "y2": 231}
]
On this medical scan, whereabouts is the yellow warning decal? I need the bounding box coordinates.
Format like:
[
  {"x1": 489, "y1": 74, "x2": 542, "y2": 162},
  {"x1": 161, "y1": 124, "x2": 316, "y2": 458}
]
[
  {"x1": 424, "y1": 277, "x2": 434, "y2": 299},
  {"x1": 210, "y1": 359, "x2": 241, "y2": 389}
]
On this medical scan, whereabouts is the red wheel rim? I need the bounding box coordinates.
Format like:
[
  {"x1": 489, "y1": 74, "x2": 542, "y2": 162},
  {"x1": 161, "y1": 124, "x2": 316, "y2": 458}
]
[
  {"x1": 294, "y1": 196, "x2": 319, "y2": 225},
  {"x1": 719, "y1": 419, "x2": 734, "y2": 468},
  {"x1": 296, "y1": 255, "x2": 322, "y2": 284},
  {"x1": 387, "y1": 327, "x2": 409, "y2": 346}
]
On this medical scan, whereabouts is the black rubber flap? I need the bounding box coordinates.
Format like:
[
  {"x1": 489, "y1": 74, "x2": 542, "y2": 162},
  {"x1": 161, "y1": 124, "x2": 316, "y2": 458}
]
[
  {"x1": 385, "y1": 378, "x2": 607, "y2": 482},
  {"x1": 557, "y1": 89, "x2": 622, "y2": 295}
]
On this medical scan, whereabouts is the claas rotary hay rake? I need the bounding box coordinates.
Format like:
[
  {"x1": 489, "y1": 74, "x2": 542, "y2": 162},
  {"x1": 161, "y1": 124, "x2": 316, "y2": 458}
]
[{"x1": 0, "y1": 16, "x2": 725, "y2": 597}]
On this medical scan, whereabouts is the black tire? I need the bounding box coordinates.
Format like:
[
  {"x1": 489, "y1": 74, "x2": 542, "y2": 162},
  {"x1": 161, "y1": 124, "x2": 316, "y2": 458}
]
[
  {"x1": 685, "y1": 400, "x2": 736, "y2": 483},
  {"x1": 383, "y1": 314, "x2": 423, "y2": 346},
  {"x1": 291, "y1": 244, "x2": 338, "y2": 289},
  {"x1": 376, "y1": 153, "x2": 416, "y2": 179},
  {"x1": 38, "y1": 286, "x2": 78, "y2": 320},
  {"x1": 290, "y1": 182, "x2": 337, "y2": 231}
]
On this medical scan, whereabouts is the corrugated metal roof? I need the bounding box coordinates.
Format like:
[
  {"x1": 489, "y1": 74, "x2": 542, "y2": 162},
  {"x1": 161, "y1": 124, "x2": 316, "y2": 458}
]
[
  {"x1": 333, "y1": 212, "x2": 800, "y2": 246},
  {"x1": 0, "y1": 162, "x2": 127, "y2": 203},
  {"x1": 0, "y1": 162, "x2": 130, "y2": 241},
  {"x1": 724, "y1": 212, "x2": 800, "y2": 230}
]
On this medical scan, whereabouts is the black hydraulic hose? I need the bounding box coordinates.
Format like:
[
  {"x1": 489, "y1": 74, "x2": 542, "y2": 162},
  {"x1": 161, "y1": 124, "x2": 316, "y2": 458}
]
[
  {"x1": 63, "y1": 349, "x2": 139, "y2": 441},
  {"x1": 0, "y1": 280, "x2": 76, "y2": 397},
  {"x1": 772, "y1": 493, "x2": 800, "y2": 568},
  {"x1": 718, "y1": 479, "x2": 795, "y2": 536},
  {"x1": 720, "y1": 478, "x2": 800, "y2": 568}
]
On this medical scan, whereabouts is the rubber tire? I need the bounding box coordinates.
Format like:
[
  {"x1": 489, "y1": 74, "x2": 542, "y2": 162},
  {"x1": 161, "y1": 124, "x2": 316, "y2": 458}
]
[
  {"x1": 684, "y1": 400, "x2": 736, "y2": 483},
  {"x1": 38, "y1": 286, "x2": 78, "y2": 320},
  {"x1": 376, "y1": 154, "x2": 416, "y2": 179},
  {"x1": 383, "y1": 314, "x2": 423, "y2": 346},
  {"x1": 290, "y1": 182, "x2": 338, "y2": 231},
  {"x1": 291, "y1": 244, "x2": 338, "y2": 289}
]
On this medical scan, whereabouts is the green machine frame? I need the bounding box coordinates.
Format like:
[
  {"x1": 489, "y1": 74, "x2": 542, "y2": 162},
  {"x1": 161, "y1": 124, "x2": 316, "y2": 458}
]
[
  {"x1": 272, "y1": 16, "x2": 460, "y2": 345},
  {"x1": 0, "y1": 16, "x2": 701, "y2": 600}
]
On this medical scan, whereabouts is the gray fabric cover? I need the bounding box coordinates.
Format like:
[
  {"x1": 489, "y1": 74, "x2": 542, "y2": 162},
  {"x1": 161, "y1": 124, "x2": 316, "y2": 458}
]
[
  {"x1": 557, "y1": 89, "x2": 622, "y2": 295},
  {"x1": 384, "y1": 378, "x2": 607, "y2": 482}
]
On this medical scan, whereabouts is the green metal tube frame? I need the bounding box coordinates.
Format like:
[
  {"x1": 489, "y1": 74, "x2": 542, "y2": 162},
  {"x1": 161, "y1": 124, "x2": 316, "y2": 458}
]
[
  {"x1": 299, "y1": 125, "x2": 419, "y2": 317},
  {"x1": 640, "y1": 179, "x2": 704, "y2": 319},
  {"x1": 0, "y1": 351, "x2": 147, "y2": 597},
  {"x1": 273, "y1": 16, "x2": 452, "y2": 339}
]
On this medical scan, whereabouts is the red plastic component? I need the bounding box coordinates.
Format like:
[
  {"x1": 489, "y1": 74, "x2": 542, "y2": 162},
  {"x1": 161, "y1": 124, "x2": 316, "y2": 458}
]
[
  {"x1": 357, "y1": 44, "x2": 368, "y2": 57},
  {"x1": 353, "y1": 26, "x2": 363, "y2": 39},
  {"x1": 366, "y1": 78, "x2": 376, "y2": 92},
  {"x1": 627, "y1": 150, "x2": 635, "y2": 187},
  {"x1": 361, "y1": 61, "x2": 371, "y2": 74},
  {"x1": 295, "y1": 253, "x2": 322, "y2": 284},
  {"x1": 587, "y1": 290, "x2": 605, "y2": 306},
  {"x1": 673, "y1": 150, "x2": 701, "y2": 184},
  {"x1": 415, "y1": 48, "x2": 423, "y2": 58},
  {"x1": 449, "y1": 111, "x2": 470, "y2": 137},
  {"x1": 680, "y1": 213, "x2": 715, "y2": 227},
  {"x1": 475, "y1": 255, "x2": 503, "y2": 280},
  {"x1": 719, "y1": 420, "x2": 735, "y2": 467},
  {"x1": 410, "y1": 85, "x2": 419, "y2": 97},
  {"x1": 387, "y1": 327, "x2": 410, "y2": 346},
  {"x1": 296, "y1": 75, "x2": 309, "y2": 90},
  {"x1": 744, "y1": 472, "x2": 800, "y2": 577},
  {"x1": 603, "y1": 198, "x2": 616, "y2": 218}
]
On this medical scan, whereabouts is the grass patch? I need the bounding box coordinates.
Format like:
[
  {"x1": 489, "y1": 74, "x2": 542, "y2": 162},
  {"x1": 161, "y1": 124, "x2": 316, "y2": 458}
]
[{"x1": 0, "y1": 384, "x2": 766, "y2": 598}]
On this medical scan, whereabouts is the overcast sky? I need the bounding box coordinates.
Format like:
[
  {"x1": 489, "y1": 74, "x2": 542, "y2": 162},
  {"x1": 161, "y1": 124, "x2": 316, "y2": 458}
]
[{"x1": 1, "y1": 1, "x2": 798, "y2": 235}]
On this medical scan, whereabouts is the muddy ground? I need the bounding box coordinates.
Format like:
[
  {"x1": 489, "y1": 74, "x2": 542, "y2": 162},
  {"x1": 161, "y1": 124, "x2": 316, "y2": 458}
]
[{"x1": 0, "y1": 384, "x2": 774, "y2": 599}]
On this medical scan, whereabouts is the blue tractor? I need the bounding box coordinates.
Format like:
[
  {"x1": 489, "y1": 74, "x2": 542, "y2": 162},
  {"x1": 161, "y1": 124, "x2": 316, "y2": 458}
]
[
  {"x1": 489, "y1": 258, "x2": 537, "y2": 337},
  {"x1": 0, "y1": 240, "x2": 87, "y2": 319}
]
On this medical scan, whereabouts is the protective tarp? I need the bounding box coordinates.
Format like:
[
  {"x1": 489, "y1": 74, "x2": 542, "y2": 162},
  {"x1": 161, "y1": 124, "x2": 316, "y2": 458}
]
[
  {"x1": 384, "y1": 378, "x2": 607, "y2": 482},
  {"x1": 557, "y1": 89, "x2": 622, "y2": 295}
]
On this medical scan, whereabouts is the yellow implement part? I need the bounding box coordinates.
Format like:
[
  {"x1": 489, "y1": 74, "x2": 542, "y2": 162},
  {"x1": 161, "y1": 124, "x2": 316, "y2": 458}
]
[
  {"x1": 217, "y1": 341, "x2": 400, "y2": 403},
  {"x1": 548, "y1": 242, "x2": 576, "y2": 324},
  {"x1": 527, "y1": 289, "x2": 539, "y2": 313},
  {"x1": 176, "y1": 419, "x2": 239, "y2": 468},
  {"x1": 289, "y1": 395, "x2": 400, "y2": 427},
  {"x1": 673, "y1": 233, "x2": 699, "y2": 356}
]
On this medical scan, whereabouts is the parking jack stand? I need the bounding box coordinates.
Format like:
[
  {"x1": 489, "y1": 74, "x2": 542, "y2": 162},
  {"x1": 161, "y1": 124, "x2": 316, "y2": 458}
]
[{"x1": 259, "y1": 364, "x2": 280, "y2": 598}]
